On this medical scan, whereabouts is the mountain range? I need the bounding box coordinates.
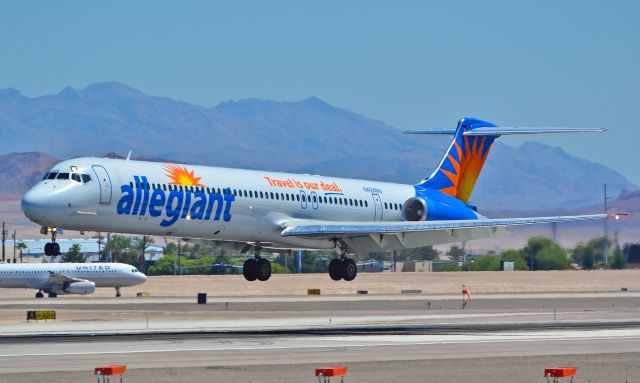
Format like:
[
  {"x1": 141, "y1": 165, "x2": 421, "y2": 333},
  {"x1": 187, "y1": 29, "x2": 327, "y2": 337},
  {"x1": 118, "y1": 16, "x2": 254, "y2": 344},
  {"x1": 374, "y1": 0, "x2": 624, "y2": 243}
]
[{"x1": 0, "y1": 82, "x2": 635, "y2": 211}]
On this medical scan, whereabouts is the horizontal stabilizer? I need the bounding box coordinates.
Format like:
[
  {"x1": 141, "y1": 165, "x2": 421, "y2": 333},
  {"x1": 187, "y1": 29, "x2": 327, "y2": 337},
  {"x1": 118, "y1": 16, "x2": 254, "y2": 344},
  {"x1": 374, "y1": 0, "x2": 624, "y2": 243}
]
[
  {"x1": 404, "y1": 129, "x2": 456, "y2": 135},
  {"x1": 405, "y1": 127, "x2": 605, "y2": 136},
  {"x1": 463, "y1": 127, "x2": 606, "y2": 136}
]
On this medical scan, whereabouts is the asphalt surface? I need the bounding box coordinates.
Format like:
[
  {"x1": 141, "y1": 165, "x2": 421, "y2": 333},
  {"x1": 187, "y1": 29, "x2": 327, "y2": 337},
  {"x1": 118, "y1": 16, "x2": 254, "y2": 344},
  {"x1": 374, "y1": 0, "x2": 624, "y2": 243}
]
[{"x1": 2, "y1": 275, "x2": 640, "y2": 382}]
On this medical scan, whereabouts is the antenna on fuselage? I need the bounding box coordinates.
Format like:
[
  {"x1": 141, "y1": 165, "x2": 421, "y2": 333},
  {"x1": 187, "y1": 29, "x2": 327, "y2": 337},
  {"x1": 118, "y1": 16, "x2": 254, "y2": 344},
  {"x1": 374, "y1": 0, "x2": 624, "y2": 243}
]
[{"x1": 125, "y1": 150, "x2": 132, "y2": 161}]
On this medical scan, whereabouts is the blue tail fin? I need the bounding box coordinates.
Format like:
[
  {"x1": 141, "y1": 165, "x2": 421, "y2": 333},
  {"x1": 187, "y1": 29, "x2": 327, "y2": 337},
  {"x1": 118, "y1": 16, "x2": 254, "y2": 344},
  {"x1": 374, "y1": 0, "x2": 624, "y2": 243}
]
[{"x1": 419, "y1": 118, "x2": 498, "y2": 203}]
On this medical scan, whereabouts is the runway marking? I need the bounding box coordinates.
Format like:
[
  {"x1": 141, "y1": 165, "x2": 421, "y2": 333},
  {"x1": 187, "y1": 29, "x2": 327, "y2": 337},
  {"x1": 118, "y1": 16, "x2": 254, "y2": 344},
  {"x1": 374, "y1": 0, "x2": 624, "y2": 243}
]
[{"x1": 2, "y1": 328, "x2": 640, "y2": 358}]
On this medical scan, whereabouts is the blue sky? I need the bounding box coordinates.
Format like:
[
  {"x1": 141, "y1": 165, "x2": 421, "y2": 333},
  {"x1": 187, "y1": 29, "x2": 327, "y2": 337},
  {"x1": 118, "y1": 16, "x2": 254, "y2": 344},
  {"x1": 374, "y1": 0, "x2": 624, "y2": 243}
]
[{"x1": 1, "y1": 1, "x2": 638, "y2": 185}]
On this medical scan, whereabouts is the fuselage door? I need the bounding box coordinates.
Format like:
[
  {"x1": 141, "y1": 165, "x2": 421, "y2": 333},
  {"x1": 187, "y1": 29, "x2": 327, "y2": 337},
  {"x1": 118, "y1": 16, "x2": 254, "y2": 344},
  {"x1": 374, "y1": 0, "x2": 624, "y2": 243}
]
[
  {"x1": 300, "y1": 190, "x2": 308, "y2": 209},
  {"x1": 372, "y1": 193, "x2": 383, "y2": 221},
  {"x1": 91, "y1": 165, "x2": 112, "y2": 205},
  {"x1": 310, "y1": 191, "x2": 319, "y2": 210}
]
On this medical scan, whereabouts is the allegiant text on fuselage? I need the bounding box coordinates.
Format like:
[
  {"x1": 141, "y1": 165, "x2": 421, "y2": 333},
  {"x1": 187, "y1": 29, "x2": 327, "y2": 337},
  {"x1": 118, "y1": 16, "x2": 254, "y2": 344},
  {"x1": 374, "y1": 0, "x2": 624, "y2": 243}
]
[{"x1": 116, "y1": 176, "x2": 235, "y2": 227}]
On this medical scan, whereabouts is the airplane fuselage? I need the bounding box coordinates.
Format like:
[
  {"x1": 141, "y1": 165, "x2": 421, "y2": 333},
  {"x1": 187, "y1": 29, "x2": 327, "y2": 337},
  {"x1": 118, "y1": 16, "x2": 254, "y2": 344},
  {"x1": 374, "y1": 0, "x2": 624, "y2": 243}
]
[{"x1": 22, "y1": 157, "x2": 478, "y2": 250}]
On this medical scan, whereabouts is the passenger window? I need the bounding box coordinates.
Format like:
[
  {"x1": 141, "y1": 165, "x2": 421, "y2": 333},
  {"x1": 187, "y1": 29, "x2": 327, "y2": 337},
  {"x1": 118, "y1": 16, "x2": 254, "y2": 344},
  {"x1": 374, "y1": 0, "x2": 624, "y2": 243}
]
[
  {"x1": 71, "y1": 173, "x2": 81, "y2": 183},
  {"x1": 57, "y1": 173, "x2": 70, "y2": 180},
  {"x1": 270, "y1": 192, "x2": 274, "y2": 199},
  {"x1": 260, "y1": 191, "x2": 264, "y2": 198},
  {"x1": 82, "y1": 174, "x2": 92, "y2": 183}
]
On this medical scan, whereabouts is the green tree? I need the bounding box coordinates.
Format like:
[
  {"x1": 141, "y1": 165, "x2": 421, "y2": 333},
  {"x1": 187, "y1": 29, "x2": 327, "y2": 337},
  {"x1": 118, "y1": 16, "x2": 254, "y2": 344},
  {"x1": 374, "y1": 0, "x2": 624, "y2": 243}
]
[
  {"x1": 469, "y1": 255, "x2": 501, "y2": 271},
  {"x1": 61, "y1": 244, "x2": 87, "y2": 263},
  {"x1": 523, "y1": 237, "x2": 569, "y2": 270},
  {"x1": 501, "y1": 249, "x2": 529, "y2": 270},
  {"x1": 447, "y1": 245, "x2": 464, "y2": 262},
  {"x1": 400, "y1": 246, "x2": 440, "y2": 261},
  {"x1": 435, "y1": 263, "x2": 461, "y2": 272},
  {"x1": 610, "y1": 245, "x2": 626, "y2": 269},
  {"x1": 571, "y1": 237, "x2": 610, "y2": 266}
]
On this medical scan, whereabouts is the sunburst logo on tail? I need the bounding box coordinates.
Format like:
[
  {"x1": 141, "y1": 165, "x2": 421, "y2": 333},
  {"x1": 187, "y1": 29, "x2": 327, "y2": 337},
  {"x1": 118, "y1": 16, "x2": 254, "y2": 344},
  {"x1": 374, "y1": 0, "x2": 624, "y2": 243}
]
[{"x1": 164, "y1": 164, "x2": 204, "y2": 187}]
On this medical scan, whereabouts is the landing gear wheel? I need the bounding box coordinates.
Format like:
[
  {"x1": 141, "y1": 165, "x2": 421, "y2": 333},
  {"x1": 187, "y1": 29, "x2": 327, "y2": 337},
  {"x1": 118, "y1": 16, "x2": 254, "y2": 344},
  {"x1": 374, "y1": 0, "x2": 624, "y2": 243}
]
[
  {"x1": 115, "y1": 287, "x2": 121, "y2": 298},
  {"x1": 53, "y1": 243, "x2": 61, "y2": 256},
  {"x1": 328, "y1": 259, "x2": 343, "y2": 281},
  {"x1": 256, "y1": 258, "x2": 272, "y2": 281},
  {"x1": 44, "y1": 243, "x2": 52, "y2": 256},
  {"x1": 35, "y1": 291, "x2": 44, "y2": 299},
  {"x1": 243, "y1": 258, "x2": 258, "y2": 281},
  {"x1": 342, "y1": 258, "x2": 357, "y2": 281},
  {"x1": 48, "y1": 291, "x2": 58, "y2": 298}
]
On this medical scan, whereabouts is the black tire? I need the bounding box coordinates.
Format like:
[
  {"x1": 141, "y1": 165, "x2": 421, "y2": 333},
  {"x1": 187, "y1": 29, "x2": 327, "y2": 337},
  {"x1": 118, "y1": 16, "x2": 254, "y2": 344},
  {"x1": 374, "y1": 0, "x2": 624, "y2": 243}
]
[
  {"x1": 328, "y1": 258, "x2": 343, "y2": 281},
  {"x1": 44, "y1": 243, "x2": 52, "y2": 256},
  {"x1": 243, "y1": 258, "x2": 258, "y2": 281},
  {"x1": 256, "y1": 258, "x2": 272, "y2": 281},
  {"x1": 35, "y1": 292, "x2": 44, "y2": 299},
  {"x1": 53, "y1": 243, "x2": 61, "y2": 256},
  {"x1": 343, "y1": 258, "x2": 357, "y2": 281},
  {"x1": 48, "y1": 291, "x2": 58, "y2": 298}
]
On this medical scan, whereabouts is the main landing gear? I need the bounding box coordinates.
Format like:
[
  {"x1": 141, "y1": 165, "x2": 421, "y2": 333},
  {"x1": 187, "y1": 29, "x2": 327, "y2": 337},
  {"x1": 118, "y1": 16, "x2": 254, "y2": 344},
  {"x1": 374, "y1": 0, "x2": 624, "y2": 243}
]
[
  {"x1": 42, "y1": 227, "x2": 61, "y2": 256},
  {"x1": 329, "y1": 241, "x2": 357, "y2": 281},
  {"x1": 242, "y1": 246, "x2": 272, "y2": 282},
  {"x1": 115, "y1": 287, "x2": 121, "y2": 298},
  {"x1": 35, "y1": 290, "x2": 44, "y2": 299}
]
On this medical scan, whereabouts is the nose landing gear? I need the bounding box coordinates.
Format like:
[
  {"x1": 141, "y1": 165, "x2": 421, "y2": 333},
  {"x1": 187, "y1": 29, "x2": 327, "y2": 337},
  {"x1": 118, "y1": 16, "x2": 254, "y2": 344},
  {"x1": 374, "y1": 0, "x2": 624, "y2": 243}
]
[
  {"x1": 115, "y1": 287, "x2": 121, "y2": 298},
  {"x1": 42, "y1": 227, "x2": 61, "y2": 256}
]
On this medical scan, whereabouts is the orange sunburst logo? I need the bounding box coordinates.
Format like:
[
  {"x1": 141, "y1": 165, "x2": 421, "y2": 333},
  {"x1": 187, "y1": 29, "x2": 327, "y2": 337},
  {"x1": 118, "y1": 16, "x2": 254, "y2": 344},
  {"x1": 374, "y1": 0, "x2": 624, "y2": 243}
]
[
  {"x1": 164, "y1": 164, "x2": 204, "y2": 187},
  {"x1": 438, "y1": 135, "x2": 491, "y2": 203}
]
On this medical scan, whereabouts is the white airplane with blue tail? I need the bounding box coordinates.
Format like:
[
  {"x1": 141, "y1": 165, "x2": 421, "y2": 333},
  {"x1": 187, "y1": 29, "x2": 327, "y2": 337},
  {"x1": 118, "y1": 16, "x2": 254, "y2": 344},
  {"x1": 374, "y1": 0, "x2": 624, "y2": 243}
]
[{"x1": 21, "y1": 118, "x2": 608, "y2": 282}]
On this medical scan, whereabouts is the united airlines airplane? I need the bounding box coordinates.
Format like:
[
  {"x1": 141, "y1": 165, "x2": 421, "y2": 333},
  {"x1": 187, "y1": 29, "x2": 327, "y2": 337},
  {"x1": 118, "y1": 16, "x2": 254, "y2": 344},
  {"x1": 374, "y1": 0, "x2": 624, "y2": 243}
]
[
  {"x1": 21, "y1": 118, "x2": 607, "y2": 283},
  {"x1": 0, "y1": 263, "x2": 147, "y2": 298}
]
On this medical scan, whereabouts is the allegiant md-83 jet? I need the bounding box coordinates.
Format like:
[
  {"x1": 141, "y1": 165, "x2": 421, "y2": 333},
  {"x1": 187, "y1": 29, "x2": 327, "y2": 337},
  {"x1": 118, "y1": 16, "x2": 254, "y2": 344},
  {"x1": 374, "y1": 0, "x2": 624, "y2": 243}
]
[{"x1": 21, "y1": 118, "x2": 608, "y2": 282}]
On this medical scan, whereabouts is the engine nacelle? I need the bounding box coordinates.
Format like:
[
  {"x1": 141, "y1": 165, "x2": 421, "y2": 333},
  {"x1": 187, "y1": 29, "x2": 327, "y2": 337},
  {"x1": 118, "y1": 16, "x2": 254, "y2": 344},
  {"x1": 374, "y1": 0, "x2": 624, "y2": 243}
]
[
  {"x1": 402, "y1": 197, "x2": 428, "y2": 221},
  {"x1": 63, "y1": 280, "x2": 96, "y2": 295}
]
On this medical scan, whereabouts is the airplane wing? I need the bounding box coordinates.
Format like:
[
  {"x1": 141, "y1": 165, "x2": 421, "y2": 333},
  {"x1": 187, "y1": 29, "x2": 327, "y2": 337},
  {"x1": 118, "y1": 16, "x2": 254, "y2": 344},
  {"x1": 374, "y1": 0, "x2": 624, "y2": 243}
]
[
  {"x1": 41, "y1": 273, "x2": 83, "y2": 292},
  {"x1": 280, "y1": 214, "x2": 606, "y2": 254}
]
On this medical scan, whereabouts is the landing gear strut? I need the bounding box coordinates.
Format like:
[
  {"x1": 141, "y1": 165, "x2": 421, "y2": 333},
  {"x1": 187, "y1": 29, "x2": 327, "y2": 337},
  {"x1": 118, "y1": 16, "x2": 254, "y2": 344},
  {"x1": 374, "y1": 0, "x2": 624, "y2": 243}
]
[
  {"x1": 242, "y1": 246, "x2": 271, "y2": 282},
  {"x1": 43, "y1": 228, "x2": 61, "y2": 256},
  {"x1": 329, "y1": 242, "x2": 357, "y2": 281},
  {"x1": 115, "y1": 287, "x2": 121, "y2": 298}
]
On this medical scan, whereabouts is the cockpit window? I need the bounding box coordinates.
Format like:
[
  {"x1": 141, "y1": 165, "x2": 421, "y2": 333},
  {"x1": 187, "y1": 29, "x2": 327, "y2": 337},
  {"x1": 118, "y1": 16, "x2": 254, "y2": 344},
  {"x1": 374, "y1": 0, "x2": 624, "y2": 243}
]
[
  {"x1": 131, "y1": 268, "x2": 138, "y2": 273},
  {"x1": 47, "y1": 172, "x2": 58, "y2": 180},
  {"x1": 82, "y1": 174, "x2": 92, "y2": 183},
  {"x1": 71, "y1": 173, "x2": 81, "y2": 183},
  {"x1": 42, "y1": 172, "x2": 50, "y2": 180},
  {"x1": 57, "y1": 173, "x2": 70, "y2": 180}
]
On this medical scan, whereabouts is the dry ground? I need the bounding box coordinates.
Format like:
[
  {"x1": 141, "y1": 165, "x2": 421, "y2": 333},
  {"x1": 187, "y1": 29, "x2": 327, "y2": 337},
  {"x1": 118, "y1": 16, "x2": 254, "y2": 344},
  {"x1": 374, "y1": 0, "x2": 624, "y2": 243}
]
[{"x1": 2, "y1": 269, "x2": 639, "y2": 299}]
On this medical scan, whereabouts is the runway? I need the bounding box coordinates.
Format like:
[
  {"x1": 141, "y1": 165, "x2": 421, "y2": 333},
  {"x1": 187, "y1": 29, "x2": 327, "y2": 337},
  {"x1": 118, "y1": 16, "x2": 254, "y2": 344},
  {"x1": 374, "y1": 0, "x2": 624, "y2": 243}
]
[
  {"x1": 2, "y1": 326, "x2": 640, "y2": 382},
  {"x1": 2, "y1": 272, "x2": 640, "y2": 382}
]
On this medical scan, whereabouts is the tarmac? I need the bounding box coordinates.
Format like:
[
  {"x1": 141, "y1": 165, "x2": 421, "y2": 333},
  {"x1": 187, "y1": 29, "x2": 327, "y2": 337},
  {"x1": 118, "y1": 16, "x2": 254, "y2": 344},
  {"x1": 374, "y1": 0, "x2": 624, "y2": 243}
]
[{"x1": 2, "y1": 271, "x2": 640, "y2": 382}]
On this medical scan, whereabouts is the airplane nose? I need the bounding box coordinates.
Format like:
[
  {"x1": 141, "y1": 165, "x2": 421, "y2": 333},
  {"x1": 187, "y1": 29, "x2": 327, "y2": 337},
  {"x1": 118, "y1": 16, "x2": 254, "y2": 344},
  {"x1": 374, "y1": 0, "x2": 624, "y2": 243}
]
[
  {"x1": 21, "y1": 188, "x2": 50, "y2": 223},
  {"x1": 138, "y1": 273, "x2": 147, "y2": 283}
]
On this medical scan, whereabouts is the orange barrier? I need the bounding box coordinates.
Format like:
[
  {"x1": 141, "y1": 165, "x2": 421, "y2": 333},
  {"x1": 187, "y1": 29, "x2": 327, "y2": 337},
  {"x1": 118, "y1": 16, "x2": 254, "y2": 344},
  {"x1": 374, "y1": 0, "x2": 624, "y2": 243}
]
[
  {"x1": 95, "y1": 365, "x2": 127, "y2": 383},
  {"x1": 545, "y1": 367, "x2": 576, "y2": 383},
  {"x1": 315, "y1": 366, "x2": 348, "y2": 383}
]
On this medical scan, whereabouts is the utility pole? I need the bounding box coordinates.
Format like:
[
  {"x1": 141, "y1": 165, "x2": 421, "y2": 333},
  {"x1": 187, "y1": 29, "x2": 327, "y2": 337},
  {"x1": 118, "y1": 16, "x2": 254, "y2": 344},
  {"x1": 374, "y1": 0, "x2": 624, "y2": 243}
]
[
  {"x1": 107, "y1": 233, "x2": 112, "y2": 262},
  {"x1": 139, "y1": 236, "x2": 147, "y2": 273},
  {"x1": 603, "y1": 184, "x2": 610, "y2": 265},
  {"x1": 178, "y1": 241, "x2": 182, "y2": 276},
  {"x1": 1, "y1": 222, "x2": 6, "y2": 263},
  {"x1": 12, "y1": 230, "x2": 16, "y2": 263}
]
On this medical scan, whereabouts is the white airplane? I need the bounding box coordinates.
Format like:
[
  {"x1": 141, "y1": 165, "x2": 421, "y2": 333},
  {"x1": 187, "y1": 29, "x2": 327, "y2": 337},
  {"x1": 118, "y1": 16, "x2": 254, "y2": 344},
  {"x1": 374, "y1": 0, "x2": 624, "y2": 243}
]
[
  {"x1": 0, "y1": 262, "x2": 147, "y2": 298},
  {"x1": 21, "y1": 118, "x2": 608, "y2": 282}
]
